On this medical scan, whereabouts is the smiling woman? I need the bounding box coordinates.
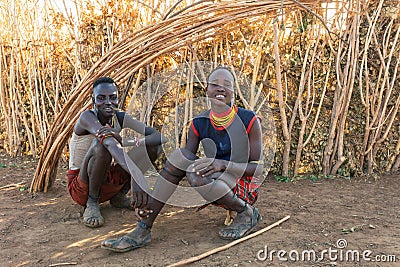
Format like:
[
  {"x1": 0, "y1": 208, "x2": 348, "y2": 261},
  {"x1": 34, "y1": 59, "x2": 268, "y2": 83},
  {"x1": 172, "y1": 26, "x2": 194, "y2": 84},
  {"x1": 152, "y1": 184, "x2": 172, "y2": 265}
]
[{"x1": 101, "y1": 65, "x2": 265, "y2": 252}]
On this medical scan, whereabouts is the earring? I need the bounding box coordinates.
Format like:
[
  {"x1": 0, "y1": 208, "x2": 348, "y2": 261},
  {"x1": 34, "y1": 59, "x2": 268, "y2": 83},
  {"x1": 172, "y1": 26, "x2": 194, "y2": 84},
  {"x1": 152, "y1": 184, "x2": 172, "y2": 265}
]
[
  {"x1": 230, "y1": 95, "x2": 235, "y2": 107},
  {"x1": 206, "y1": 95, "x2": 211, "y2": 109}
]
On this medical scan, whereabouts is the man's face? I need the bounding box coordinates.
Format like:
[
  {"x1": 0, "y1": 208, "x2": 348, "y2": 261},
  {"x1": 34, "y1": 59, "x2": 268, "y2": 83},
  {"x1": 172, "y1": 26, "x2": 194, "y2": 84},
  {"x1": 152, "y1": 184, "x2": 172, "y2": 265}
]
[{"x1": 93, "y1": 82, "x2": 118, "y2": 117}]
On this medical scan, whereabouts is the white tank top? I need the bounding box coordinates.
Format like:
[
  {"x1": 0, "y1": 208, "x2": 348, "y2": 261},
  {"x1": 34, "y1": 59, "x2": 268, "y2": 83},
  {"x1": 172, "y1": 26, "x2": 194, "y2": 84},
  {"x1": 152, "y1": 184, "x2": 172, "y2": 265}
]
[
  {"x1": 68, "y1": 112, "x2": 122, "y2": 170},
  {"x1": 68, "y1": 133, "x2": 95, "y2": 170}
]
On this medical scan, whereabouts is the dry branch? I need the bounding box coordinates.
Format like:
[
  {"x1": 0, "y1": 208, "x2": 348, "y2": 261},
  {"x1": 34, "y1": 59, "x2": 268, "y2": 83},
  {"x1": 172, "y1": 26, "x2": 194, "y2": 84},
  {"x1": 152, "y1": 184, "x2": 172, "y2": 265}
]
[
  {"x1": 0, "y1": 182, "x2": 25, "y2": 190},
  {"x1": 48, "y1": 262, "x2": 77, "y2": 267},
  {"x1": 167, "y1": 215, "x2": 291, "y2": 267}
]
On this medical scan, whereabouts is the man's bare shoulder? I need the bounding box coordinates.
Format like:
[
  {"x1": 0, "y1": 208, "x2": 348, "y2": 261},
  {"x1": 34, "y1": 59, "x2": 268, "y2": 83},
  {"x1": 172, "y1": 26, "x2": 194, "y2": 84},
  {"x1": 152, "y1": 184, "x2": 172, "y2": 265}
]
[
  {"x1": 80, "y1": 109, "x2": 96, "y2": 119},
  {"x1": 74, "y1": 110, "x2": 96, "y2": 135}
]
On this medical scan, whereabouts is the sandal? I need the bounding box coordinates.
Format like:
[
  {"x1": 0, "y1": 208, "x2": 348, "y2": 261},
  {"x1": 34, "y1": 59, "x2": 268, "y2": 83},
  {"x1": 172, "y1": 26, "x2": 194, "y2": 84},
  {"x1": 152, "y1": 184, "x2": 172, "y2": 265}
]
[
  {"x1": 101, "y1": 230, "x2": 151, "y2": 253},
  {"x1": 218, "y1": 207, "x2": 262, "y2": 240}
]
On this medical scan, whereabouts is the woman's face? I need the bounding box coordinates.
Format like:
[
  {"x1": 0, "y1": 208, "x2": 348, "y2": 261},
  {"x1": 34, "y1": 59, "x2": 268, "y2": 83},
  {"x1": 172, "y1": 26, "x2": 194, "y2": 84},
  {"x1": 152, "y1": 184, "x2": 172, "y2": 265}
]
[{"x1": 206, "y1": 68, "x2": 234, "y2": 107}]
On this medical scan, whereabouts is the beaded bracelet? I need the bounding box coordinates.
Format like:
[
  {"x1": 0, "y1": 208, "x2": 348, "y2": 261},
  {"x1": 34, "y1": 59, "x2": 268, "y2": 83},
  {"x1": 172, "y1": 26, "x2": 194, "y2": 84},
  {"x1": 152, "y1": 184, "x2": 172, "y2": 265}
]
[
  {"x1": 137, "y1": 220, "x2": 150, "y2": 229},
  {"x1": 99, "y1": 133, "x2": 114, "y2": 145},
  {"x1": 133, "y1": 137, "x2": 141, "y2": 147}
]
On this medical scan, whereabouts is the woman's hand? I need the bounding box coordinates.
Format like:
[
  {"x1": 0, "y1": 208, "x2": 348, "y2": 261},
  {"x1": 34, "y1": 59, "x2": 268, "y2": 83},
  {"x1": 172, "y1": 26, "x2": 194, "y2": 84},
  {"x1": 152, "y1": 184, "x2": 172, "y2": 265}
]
[
  {"x1": 130, "y1": 180, "x2": 153, "y2": 220},
  {"x1": 189, "y1": 158, "x2": 227, "y2": 177}
]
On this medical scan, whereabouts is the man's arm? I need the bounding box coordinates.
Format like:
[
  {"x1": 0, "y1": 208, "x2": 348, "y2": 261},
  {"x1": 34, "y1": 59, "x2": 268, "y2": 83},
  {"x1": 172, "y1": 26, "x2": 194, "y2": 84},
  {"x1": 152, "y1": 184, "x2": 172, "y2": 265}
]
[
  {"x1": 75, "y1": 110, "x2": 107, "y2": 135},
  {"x1": 119, "y1": 113, "x2": 167, "y2": 146},
  {"x1": 76, "y1": 110, "x2": 151, "y2": 209}
]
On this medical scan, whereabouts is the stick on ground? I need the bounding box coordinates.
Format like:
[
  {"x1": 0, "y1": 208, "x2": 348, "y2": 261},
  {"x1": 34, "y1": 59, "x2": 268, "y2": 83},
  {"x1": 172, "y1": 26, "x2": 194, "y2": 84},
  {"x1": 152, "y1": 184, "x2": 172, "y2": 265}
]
[
  {"x1": 0, "y1": 182, "x2": 24, "y2": 190},
  {"x1": 48, "y1": 262, "x2": 77, "y2": 267},
  {"x1": 167, "y1": 215, "x2": 291, "y2": 267}
]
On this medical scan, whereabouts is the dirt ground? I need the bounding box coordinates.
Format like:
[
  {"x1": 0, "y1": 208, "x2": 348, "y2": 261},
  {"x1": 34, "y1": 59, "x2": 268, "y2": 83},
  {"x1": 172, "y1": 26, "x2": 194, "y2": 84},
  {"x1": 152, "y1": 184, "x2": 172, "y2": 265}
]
[{"x1": 0, "y1": 152, "x2": 399, "y2": 267}]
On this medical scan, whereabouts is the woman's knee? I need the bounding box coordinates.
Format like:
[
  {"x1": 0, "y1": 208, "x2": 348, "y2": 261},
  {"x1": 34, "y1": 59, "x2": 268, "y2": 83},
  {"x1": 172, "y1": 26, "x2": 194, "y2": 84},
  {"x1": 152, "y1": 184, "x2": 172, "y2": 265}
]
[
  {"x1": 168, "y1": 148, "x2": 196, "y2": 170},
  {"x1": 186, "y1": 171, "x2": 210, "y2": 187},
  {"x1": 163, "y1": 159, "x2": 186, "y2": 178}
]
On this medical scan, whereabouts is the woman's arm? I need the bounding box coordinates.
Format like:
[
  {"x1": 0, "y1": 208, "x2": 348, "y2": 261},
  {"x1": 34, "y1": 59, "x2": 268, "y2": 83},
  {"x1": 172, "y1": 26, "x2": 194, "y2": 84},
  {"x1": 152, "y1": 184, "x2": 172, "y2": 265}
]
[
  {"x1": 224, "y1": 117, "x2": 263, "y2": 177},
  {"x1": 191, "y1": 118, "x2": 263, "y2": 178},
  {"x1": 184, "y1": 123, "x2": 201, "y2": 154}
]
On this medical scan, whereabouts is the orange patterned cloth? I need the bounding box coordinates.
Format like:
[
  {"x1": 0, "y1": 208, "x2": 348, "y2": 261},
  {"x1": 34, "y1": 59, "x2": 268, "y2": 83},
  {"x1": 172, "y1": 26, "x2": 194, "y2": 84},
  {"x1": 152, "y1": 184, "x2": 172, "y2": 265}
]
[{"x1": 66, "y1": 165, "x2": 128, "y2": 206}]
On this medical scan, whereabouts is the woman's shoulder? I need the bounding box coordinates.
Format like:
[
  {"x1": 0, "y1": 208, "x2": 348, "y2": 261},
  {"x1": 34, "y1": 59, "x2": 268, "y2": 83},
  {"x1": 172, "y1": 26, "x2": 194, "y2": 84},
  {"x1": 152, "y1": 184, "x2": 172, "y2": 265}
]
[
  {"x1": 193, "y1": 109, "x2": 211, "y2": 120},
  {"x1": 237, "y1": 107, "x2": 256, "y2": 117}
]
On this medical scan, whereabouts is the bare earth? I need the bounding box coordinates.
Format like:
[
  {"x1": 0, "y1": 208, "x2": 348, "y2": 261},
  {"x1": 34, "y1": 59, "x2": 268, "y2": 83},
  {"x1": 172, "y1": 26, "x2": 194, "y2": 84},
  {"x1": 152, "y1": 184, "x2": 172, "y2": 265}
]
[{"x1": 0, "y1": 153, "x2": 399, "y2": 267}]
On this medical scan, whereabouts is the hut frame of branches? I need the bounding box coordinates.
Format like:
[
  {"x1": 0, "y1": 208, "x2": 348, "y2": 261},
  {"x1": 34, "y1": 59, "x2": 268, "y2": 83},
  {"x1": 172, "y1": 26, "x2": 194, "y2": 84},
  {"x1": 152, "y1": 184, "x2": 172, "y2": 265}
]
[{"x1": 0, "y1": 0, "x2": 398, "y2": 192}]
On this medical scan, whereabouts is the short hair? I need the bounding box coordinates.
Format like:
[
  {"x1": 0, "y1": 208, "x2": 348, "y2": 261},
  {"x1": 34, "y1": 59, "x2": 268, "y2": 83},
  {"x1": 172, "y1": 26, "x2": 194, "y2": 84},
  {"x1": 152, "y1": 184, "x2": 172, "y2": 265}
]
[
  {"x1": 207, "y1": 65, "x2": 236, "y2": 83},
  {"x1": 93, "y1": 77, "x2": 117, "y2": 89}
]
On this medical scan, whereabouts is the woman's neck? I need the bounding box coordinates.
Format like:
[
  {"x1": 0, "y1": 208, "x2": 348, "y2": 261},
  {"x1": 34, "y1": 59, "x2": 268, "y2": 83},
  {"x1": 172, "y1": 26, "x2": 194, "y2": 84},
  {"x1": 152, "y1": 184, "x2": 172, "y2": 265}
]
[
  {"x1": 211, "y1": 103, "x2": 232, "y2": 115},
  {"x1": 210, "y1": 105, "x2": 237, "y2": 128}
]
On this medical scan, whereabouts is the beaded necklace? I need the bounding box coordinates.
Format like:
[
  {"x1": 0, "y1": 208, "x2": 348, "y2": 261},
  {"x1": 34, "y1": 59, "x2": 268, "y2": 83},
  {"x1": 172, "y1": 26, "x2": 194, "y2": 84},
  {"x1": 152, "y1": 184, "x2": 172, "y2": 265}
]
[{"x1": 210, "y1": 106, "x2": 237, "y2": 128}]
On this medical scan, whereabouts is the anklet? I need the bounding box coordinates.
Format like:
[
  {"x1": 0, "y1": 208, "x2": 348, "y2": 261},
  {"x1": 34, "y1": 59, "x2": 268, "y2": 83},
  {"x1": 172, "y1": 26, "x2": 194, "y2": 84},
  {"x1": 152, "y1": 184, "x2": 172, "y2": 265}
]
[
  {"x1": 138, "y1": 221, "x2": 150, "y2": 229},
  {"x1": 238, "y1": 202, "x2": 248, "y2": 213}
]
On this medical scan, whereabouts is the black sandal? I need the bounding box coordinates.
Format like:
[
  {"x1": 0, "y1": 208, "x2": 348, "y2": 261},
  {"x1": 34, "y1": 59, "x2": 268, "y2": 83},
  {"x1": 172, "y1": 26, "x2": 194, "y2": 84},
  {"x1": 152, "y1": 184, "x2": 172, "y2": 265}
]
[{"x1": 218, "y1": 207, "x2": 262, "y2": 240}]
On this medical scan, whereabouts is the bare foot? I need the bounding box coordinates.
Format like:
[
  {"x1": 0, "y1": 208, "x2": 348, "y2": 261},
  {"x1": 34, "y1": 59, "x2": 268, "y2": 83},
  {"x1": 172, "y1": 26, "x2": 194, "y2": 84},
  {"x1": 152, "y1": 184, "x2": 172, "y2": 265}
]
[
  {"x1": 101, "y1": 224, "x2": 151, "y2": 252},
  {"x1": 218, "y1": 206, "x2": 262, "y2": 240},
  {"x1": 83, "y1": 197, "x2": 104, "y2": 228}
]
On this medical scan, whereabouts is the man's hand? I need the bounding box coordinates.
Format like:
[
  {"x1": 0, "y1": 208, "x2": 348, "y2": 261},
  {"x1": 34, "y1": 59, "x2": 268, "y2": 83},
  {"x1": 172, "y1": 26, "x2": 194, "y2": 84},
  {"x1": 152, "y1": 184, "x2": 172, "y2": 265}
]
[
  {"x1": 96, "y1": 125, "x2": 122, "y2": 144},
  {"x1": 189, "y1": 158, "x2": 227, "y2": 177}
]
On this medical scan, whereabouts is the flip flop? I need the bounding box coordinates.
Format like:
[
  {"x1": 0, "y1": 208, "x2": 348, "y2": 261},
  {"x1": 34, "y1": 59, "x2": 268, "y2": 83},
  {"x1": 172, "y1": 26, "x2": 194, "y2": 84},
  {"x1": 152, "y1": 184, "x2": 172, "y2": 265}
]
[
  {"x1": 218, "y1": 207, "x2": 262, "y2": 240},
  {"x1": 101, "y1": 232, "x2": 151, "y2": 253}
]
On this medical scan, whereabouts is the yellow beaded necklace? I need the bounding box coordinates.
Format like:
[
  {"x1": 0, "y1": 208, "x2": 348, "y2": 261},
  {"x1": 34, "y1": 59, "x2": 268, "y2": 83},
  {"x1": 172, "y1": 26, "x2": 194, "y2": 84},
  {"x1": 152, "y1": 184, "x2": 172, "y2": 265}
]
[{"x1": 210, "y1": 106, "x2": 237, "y2": 128}]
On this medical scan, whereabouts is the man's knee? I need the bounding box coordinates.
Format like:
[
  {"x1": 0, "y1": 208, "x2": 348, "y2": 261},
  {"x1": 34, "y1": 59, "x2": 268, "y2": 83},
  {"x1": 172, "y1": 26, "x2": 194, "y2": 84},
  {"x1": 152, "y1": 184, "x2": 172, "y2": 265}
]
[{"x1": 90, "y1": 140, "x2": 112, "y2": 161}]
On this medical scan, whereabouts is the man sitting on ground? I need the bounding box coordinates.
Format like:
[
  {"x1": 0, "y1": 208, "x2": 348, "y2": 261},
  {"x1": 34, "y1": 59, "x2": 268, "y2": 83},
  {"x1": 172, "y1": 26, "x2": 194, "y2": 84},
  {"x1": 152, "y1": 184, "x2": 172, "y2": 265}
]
[{"x1": 67, "y1": 76, "x2": 166, "y2": 228}]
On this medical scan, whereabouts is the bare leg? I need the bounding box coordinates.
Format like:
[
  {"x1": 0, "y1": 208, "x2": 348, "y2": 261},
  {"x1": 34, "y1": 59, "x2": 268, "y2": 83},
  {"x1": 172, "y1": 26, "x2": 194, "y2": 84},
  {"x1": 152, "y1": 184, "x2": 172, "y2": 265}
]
[
  {"x1": 101, "y1": 148, "x2": 194, "y2": 252},
  {"x1": 80, "y1": 140, "x2": 112, "y2": 227},
  {"x1": 110, "y1": 144, "x2": 162, "y2": 208},
  {"x1": 185, "y1": 171, "x2": 247, "y2": 213},
  {"x1": 186, "y1": 171, "x2": 262, "y2": 240}
]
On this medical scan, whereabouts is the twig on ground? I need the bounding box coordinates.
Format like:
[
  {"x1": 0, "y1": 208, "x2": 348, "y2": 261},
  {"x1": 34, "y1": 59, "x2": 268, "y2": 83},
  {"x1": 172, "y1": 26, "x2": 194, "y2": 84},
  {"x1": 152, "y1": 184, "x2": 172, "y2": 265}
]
[
  {"x1": 0, "y1": 182, "x2": 25, "y2": 190},
  {"x1": 48, "y1": 262, "x2": 78, "y2": 267},
  {"x1": 167, "y1": 215, "x2": 291, "y2": 267}
]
